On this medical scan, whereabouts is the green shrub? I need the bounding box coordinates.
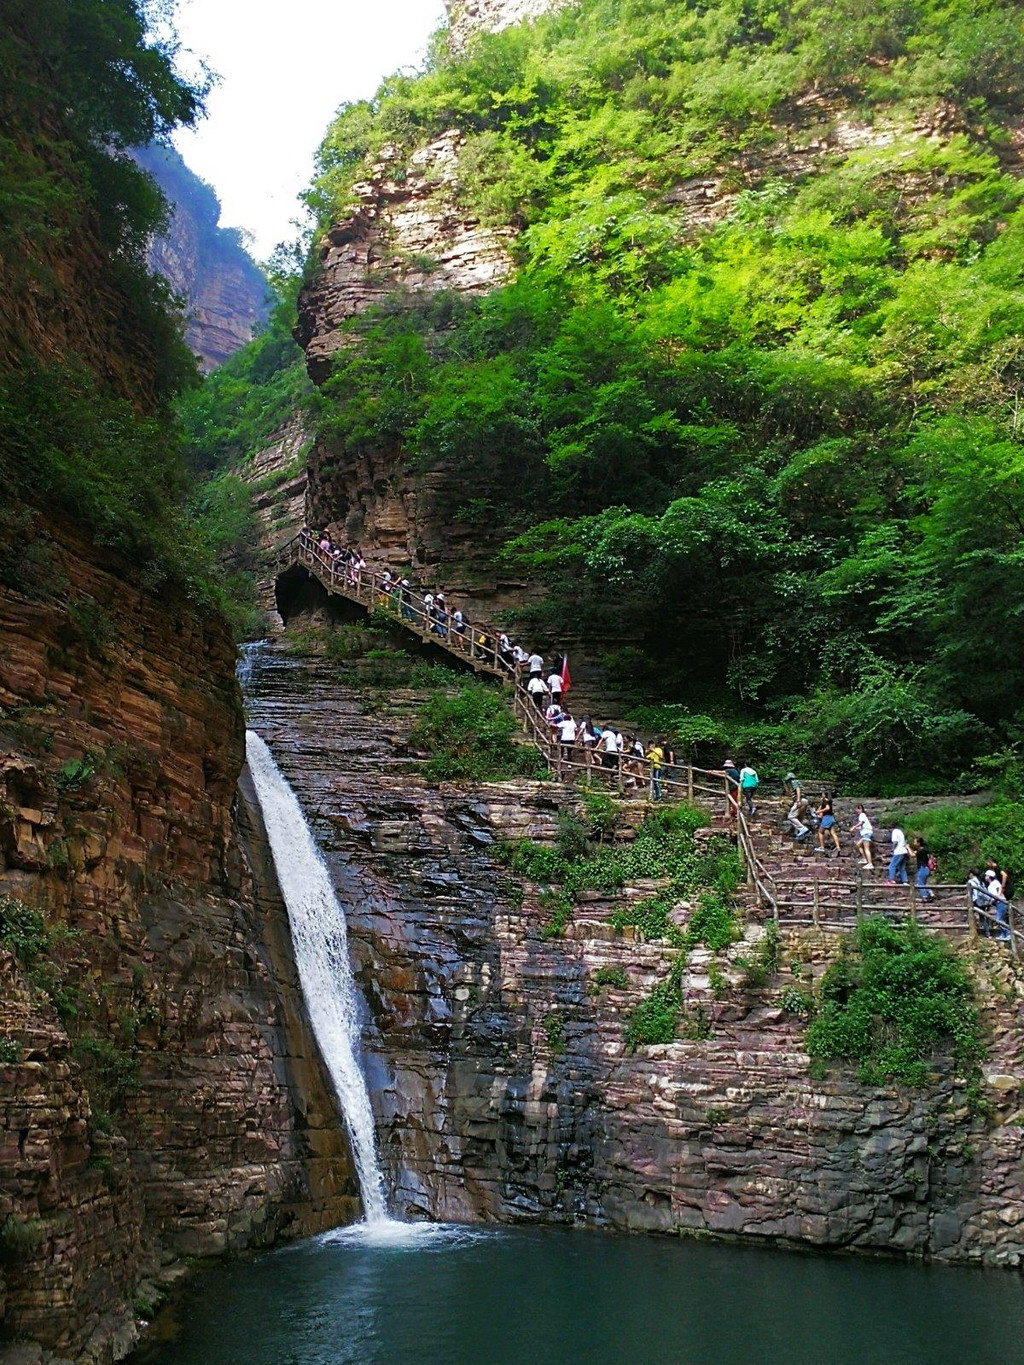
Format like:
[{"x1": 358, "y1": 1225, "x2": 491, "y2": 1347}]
[
  {"x1": 780, "y1": 985, "x2": 816, "y2": 1017},
  {"x1": 0, "y1": 1037, "x2": 24, "y2": 1064},
  {"x1": 687, "y1": 893, "x2": 740, "y2": 952},
  {"x1": 409, "y1": 682, "x2": 547, "y2": 781},
  {"x1": 543, "y1": 1011, "x2": 566, "y2": 1054},
  {"x1": 582, "y1": 791, "x2": 619, "y2": 843},
  {"x1": 0, "y1": 896, "x2": 52, "y2": 968},
  {"x1": 806, "y1": 918, "x2": 983, "y2": 1086},
  {"x1": 625, "y1": 961, "x2": 683, "y2": 1050},
  {"x1": 736, "y1": 921, "x2": 781, "y2": 988},
  {"x1": 539, "y1": 888, "x2": 573, "y2": 939},
  {"x1": 592, "y1": 965, "x2": 628, "y2": 989}
]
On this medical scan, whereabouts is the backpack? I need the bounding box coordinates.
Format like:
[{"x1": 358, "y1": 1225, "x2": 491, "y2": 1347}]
[{"x1": 927, "y1": 854, "x2": 937, "y2": 873}]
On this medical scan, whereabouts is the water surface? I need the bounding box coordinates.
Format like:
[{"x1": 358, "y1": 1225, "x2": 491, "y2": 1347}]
[{"x1": 135, "y1": 1223, "x2": 1024, "y2": 1365}]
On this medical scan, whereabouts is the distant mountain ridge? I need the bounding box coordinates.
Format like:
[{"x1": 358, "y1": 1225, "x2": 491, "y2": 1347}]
[{"x1": 134, "y1": 143, "x2": 269, "y2": 372}]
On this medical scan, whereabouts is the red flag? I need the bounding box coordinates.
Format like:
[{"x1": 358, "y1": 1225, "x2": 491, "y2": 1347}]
[{"x1": 560, "y1": 654, "x2": 571, "y2": 694}]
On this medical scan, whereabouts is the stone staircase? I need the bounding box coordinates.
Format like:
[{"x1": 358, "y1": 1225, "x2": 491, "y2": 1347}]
[{"x1": 274, "y1": 533, "x2": 1010, "y2": 952}]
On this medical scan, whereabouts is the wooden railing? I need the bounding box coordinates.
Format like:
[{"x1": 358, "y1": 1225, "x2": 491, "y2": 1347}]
[{"x1": 276, "y1": 531, "x2": 1019, "y2": 954}]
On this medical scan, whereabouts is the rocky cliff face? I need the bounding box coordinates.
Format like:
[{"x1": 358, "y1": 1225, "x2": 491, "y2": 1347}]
[
  {"x1": 0, "y1": 530, "x2": 356, "y2": 1363},
  {"x1": 296, "y1": 131, "x2": 514, "y2": 386},
  {"x1": 246, "y1": 634, "x2": 1024, "y2": 1266},
  {"x1": 446, "y1": 0, "x2": 569, "y2": 50},
  {"x1": 134, "y1": 145, "x2": 268, "y2": 372}
]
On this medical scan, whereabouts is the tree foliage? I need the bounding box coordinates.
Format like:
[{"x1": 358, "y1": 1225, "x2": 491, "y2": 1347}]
[{"x1": 283, "y1": 0, "x2": 1024, "y2": 784}]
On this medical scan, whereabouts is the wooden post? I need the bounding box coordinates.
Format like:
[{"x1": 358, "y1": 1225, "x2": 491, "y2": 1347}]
[
  {"x1": 812, "y1": 879, "x2": 820, "y2": 929},
  {"x1": 856, "y1": 878, "x2": 863, "y2": 919},
  {"x1": 966, "y1": 889, "x2": 977, "y2": 940},
  {"x1": 687, "y1": 766, "x2": 694, "y2": 802},
  {"x1": 1011, "y1": 903, "x2": 1020, "y2": 961},
  {"x1": 908, "y1": 881, "x2": 916, "y2": 923}
]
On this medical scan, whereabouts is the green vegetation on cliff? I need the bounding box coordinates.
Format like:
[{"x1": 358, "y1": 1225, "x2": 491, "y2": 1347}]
[
  {"x1": 288, "y1": 0, "x2": 1024, "y2": 786},
  {"x1": 0, "y1": 1, "x2": 262, "y2": 626},
  {"x1": 807, "y1": 917, "x2": 983, "y2": 1087}
]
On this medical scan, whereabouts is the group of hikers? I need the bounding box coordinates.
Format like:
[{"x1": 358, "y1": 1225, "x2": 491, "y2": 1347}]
[
  {"x1": 306, "y1": 529, "x2": 1015, "y2": 942},
  {"x1": 778, "y1": 774, "x2": 1015, "y2": 939}
]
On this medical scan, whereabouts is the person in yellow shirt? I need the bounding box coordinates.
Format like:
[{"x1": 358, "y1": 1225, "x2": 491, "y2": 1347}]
[{"x1": 646, "y1": 740, "x2": 665, "y2": 801}]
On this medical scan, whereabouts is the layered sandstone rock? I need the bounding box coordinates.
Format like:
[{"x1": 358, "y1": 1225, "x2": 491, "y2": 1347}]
[
  {"x1": 246, "y1": 639, "x2": 1024, "y2": 1266},
  {"x1": 0, "y1": 527, "x2": 356, "y2": 1363},
  {"x1": 296, "y1": 130, "x2": 514, "y2": 385}
]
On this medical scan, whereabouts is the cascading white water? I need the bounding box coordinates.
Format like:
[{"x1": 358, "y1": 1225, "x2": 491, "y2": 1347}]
[{"x1": 245, "y1": 729, "x2": 389, "y2": 1225}]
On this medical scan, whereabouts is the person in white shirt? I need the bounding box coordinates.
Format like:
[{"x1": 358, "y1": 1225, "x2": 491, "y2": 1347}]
[
  {"x1": 887, "y1": 826, "x2": 909, "y2": 885},
  {"x1": 556, "y1": 713, "x2": 578, "y2": 774},
  {"x1": 499, "y1": 633, "x2": 513, "y2": 668},
  {"x1": 512, "y1": 644, "x2": 528, "y2": 670},
  {"x1": 598, "y1": 727, "x2": 620, "y2": 770},
  {"x1": 528, "y1": 652, "x2": 544, "y2": 677},
  {"x1": 849, "y1": 806, "x2": 874, "y2": 870},
  {"x1": 423, "y1": 592, "x2": 434, "y2": 624},
  {"x1": 545, "y1": 702, "x2": 564, "y2": 730},
  {"x1": 526, "y1": 674, "x2": 549, "y2": 711},
  {"x1": 547, "y1": 670, "x2": 563, "y2": 700}
]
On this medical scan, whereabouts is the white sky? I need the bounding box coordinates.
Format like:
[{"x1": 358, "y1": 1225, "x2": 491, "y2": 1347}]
[{"x1": 170, "y1": 0, "x2": 445, "y2": 261}]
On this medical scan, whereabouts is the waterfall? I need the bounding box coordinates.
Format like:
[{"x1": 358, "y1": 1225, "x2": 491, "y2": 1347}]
[{"x1": 245, "y1": 729, "x2": 389, "y2": 1225}]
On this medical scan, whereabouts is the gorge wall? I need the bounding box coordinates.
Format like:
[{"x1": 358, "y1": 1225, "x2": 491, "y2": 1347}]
[
  {"x1": 134, "y1": 145, "x2": 269, "y2": 372},
  {"x1": 247, "y1": 633, "x2": 1024, "y2": 1267},
  {"x1": 0, "y1": 531, "x2": 358, "y2": 1364}
]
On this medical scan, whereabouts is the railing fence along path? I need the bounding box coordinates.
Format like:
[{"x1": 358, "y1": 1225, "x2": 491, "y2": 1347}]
[{"x1": 276, "y1": 531, "x2": 1019, "y2": 955}]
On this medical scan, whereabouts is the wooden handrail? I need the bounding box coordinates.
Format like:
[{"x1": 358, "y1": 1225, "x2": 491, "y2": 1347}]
[{"x1": 276, "y1": 532, "x2": 1017, "y2": 952}]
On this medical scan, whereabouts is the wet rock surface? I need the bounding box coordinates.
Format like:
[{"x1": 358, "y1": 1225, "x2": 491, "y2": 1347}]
[{"x1": 246, "y1": 644, "x2": 1024, "y2": 1266}]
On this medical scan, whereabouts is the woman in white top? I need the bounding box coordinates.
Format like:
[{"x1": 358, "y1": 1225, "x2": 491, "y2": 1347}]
[{"x1": 849, "y1": 805, "x2": 874, "y2": 870}]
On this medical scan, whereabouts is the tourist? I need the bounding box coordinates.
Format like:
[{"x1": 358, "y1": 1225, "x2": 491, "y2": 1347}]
[
  {"x1": 912, "y1": 835, "x2": 935, "y2": 901},
  {"x1": 423, "y1": 591, "x2": 435, "y2": 627},
  {"x1": 985, "y1": 857, "x2": 1013, "y2": 903},
  {"x1": 434, "y1": 605, "x2": 448, "y2": 639},
  {"x1": 849, "y1": 805, "x2": 874, "y2": 870},
  {"x1": 783, "y1": 771, "x2": 800, "y2": 801},
  {"x1": 528, "y1": 650, "x2": 544, "y2": 678},
  {"x1": 452, "y1": 608, "x2": 467, "y2": 649},
  {"x1": 785, "y1": 795, "x2": 811, "y2": 842},
  {"x1": 547, "y1": 666, "x2": 564, "y2": 704},
  {"x1": 527, "y1": 673, "x2": 549, "y2": 712},
  {"x1": 499, "y1": 632, "x2": 513, "y2": 668},
  {"x1": 474, "y1": 631, "x2": 491, "y2": 661},
  {"x1": 738, "y1": 762, "x2": 759, "y2": 816},
  {"x1": 512, "y1": 644, "x2": 529, "y2": 672},
  {"x1": 968, "y1": 871, "x2": 992, "y2": 935},
  {"x1": 558, "y1": 713, "x2": 578, "y2": 769},
  {"x1": 984, "y1": 870, "x2": 1011, "y2": 941},
  {"x1": 545, "y1": 701, "x2": 564, "y2": 728},
  {"x1": 598, "y1": 726, "x2": 620, "y2": 771},
  {"x1": 579, "y1": 717, "x2": 600, "y2": 769},
  {"x1": 886, "y1": 825, "x2": 910, "y2": 885},
  {"x1": 722, "y1": 758, "x2": 741, "y2": 818},
  {"x1": 647, "y1": 738, "x2": 665, "y2": 801},
  {"x1": 815, "y1": 791, "x2": 840, "y2": 855},
  {"x1": 399, "y1": 579, "x2": 413, "y2": 620}
]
